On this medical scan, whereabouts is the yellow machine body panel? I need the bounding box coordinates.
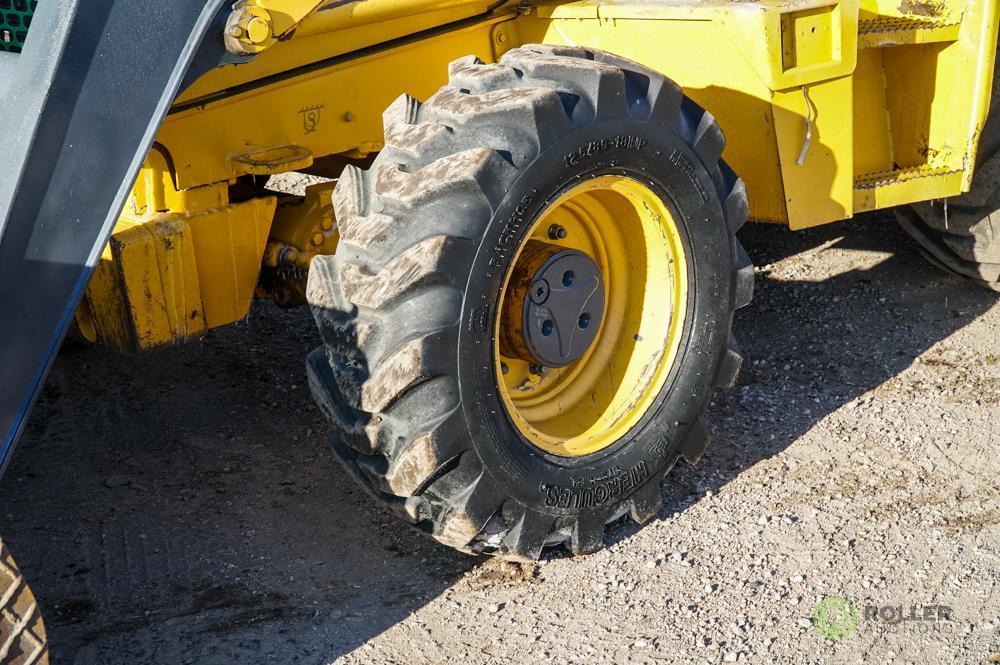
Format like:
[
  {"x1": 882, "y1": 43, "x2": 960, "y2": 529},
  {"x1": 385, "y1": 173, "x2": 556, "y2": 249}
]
[
  {"x1": 78, "y1": 0, "x2": 1000, "y2": 348},
  {"x1": 76, "y1": 151, "x2": 277, "y2": 350},
  {"x1": 515, "y1": 0, "x2": 998, "y2": 226},
  {"x1": 161, "y1": 15, "x2": 510, "y2": 191}
]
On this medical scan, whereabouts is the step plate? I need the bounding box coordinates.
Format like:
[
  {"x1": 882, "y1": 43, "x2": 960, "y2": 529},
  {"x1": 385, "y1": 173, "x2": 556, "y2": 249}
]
[{"x1": 858, "y1": 16, "x2": 961, "y2": 48}]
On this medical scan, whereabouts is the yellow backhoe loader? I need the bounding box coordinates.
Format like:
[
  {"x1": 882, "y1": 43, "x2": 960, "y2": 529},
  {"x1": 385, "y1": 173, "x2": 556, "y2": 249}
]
[{"x1": 0, "y1": 0, "x2": 996, "y2": 656}]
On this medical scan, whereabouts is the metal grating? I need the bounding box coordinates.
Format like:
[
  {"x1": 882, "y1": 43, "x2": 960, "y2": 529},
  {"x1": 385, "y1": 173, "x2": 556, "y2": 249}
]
[
  {"x1": 0, "y1": 0, "x2": 37, "y2": 54},
  {"x1": 854, "y1": 165, "x2": 962, "y2": 190},
  {"x1": 857, "y1": 15, "x2": 961, "y2": 48},
  {"x1": 857, "y1": 17, "x2": 956, "y2": 34}
]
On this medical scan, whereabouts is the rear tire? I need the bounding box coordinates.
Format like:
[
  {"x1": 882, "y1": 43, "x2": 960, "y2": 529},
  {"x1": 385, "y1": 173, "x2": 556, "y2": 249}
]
[
  {"x1": 307, "y1": 45, "x2": 753, "y2": 558},
  {"x1": 895, "y1": 59, "x2": 1000, "y2": 289},
  {"x1": 0, "y1": 535, "x2": 48, "y2": 665}
]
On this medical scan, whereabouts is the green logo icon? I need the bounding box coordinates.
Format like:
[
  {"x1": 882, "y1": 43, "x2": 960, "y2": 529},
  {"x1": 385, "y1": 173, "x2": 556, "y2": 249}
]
[{"x1": 812, "y1": 596, "x2": 857, "y2": 641}]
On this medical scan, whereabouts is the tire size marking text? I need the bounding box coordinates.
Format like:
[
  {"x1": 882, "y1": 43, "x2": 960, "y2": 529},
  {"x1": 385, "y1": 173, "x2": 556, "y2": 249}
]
[{"x1": 563, "y1": 135, "x2": 647, "y2": 167}]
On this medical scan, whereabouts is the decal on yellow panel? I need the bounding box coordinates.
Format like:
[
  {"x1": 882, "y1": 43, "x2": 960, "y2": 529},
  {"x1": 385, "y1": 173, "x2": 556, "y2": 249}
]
[{"x1": 77, "y1": 197, "x2": 277, "y2": 351}]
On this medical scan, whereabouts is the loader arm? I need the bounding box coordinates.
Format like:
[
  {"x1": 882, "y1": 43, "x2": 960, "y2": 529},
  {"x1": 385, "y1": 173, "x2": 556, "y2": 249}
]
[{"x1": 0, "y1": 0, "x2": 228, "y2": 476}]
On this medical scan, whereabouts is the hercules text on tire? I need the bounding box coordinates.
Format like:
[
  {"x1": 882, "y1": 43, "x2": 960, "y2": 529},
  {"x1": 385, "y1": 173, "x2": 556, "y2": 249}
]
[{"x1": 307, "y1": 45, "x2": 754, "y2": 559}]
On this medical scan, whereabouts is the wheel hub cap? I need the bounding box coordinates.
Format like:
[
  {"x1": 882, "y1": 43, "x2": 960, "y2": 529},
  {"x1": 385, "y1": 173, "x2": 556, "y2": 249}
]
[{"x1": 522, "y1": 249, "x2": 605, "y2": 367}]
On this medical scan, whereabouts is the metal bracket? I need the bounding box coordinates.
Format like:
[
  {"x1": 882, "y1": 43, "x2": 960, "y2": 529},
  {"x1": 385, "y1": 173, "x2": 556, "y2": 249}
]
[{"x1": 224, "y1": 0, "x2": 327, "y2": 55}]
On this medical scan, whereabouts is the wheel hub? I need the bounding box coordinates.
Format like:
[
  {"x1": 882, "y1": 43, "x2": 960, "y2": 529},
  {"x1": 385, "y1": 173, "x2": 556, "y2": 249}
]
[
  {"x1": 500, "y1": 240, "x2": 605, "y2": 368},
  {"x1": 494, "y1": 175, "x2": 687, "y2": 457}
]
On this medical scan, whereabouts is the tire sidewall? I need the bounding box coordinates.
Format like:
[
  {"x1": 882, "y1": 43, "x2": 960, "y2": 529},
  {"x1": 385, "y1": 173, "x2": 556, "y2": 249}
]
[{"x1": 457, "y1": 117, "x2": 734, "y2": 516}]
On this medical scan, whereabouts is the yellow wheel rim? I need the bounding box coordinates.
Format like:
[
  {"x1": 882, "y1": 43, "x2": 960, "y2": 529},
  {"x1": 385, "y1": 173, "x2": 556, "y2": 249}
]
[{"x1": 494, "y1": 175, "x2": 688, "y2": 457}]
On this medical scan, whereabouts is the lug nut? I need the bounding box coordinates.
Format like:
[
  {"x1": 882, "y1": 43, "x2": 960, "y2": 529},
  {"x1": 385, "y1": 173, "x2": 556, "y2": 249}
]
[
  {"x1": 500, "y1": 362, "x2": 509, "y2": 375},
  {"x1": 547, "y1": 224, "x2": 568, "y2": 240}
]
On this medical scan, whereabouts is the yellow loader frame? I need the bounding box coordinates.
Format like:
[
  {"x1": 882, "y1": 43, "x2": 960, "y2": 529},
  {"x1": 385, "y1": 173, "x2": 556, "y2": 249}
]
[{"x1": 75, "y1": 0, "x2": 1000, "y2": 350}]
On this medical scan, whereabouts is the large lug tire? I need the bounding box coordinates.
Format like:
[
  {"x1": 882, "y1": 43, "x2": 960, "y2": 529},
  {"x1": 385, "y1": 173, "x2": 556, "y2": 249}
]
[
  {"x1": 0, "y1": 535, "x2": 48, "y2": 665},
  {"x1": 895, "y1": 60, "x2": 1000, "y2": 289},
  {"x1": 306, "y1": 45, "x2": 754, "y2": 558}
]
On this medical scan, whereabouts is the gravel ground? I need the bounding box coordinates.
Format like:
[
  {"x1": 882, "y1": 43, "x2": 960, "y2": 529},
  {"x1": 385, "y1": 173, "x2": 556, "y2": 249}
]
[{"x1": 1, "y1": 212, "x2": 999, "y2": 664}]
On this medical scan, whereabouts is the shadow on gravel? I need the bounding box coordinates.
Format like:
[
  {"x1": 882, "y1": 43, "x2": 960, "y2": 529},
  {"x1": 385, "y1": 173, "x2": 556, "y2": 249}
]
[
  {"x1": 0, "y1": 307, "x2": 480, "y2": 664},
  {"x1": 604, "y1": 211, "x2": 999, "y2": 547},
  {"x1": 0, "y1": 212, "x2": 996, "y2": 663}
]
